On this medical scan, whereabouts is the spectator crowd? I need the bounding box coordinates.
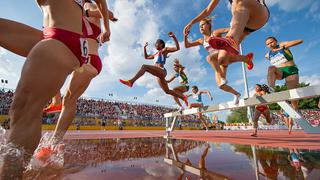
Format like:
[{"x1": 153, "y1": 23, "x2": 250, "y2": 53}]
[{"x1": 1, "y1": 89, "x2": 205, "y2": 127}]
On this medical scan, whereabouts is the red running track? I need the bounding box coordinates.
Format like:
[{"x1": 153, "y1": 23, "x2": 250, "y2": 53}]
[{"x1": 49, "y1": 130, "x2": 320, "y2": 150}]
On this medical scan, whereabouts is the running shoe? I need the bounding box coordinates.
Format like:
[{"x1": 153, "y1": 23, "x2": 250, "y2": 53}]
[
  {"x1": 35, "y1": 145, "x2": 53, "y2": 162},
  {"x1": 208, "y1": 36, "x2": 239, "y2": 55},
  {"x1": 34, "y1": 144, "x2": 65, "y2": 166},
  {"x1": 233, "y1": 94, "x2": 241, "y2": 105},
  {"x1": 119, "y1": 79, "x2": 133, "y2": 87},
  {"x1": 250, "y1": 133, "x2": 258, "y2": 137},
  {"x1": 43, "y1": 104, "x2": 62, "y2": 114},
  {"x1": 245, "y1": 52, "x2": 254, "y2": 70}
]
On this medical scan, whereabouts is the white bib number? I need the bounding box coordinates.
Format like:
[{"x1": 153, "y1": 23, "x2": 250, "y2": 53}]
[
  {"x1": 80, "y1": 38, "x2": 89, "y2": 58},
  {"x1": 270, "y1": 53, "x2": 288, "y2": 67}
]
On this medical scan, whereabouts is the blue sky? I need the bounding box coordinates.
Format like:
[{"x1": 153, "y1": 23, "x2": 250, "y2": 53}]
[{"x1": 0, "y1": 0, "x2": 320, "y2": 121}]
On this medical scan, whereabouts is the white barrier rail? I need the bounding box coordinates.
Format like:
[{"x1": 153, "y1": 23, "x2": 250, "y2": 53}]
[{"x1": 164, "y1": 85, "x2": 320, "y2": 136}]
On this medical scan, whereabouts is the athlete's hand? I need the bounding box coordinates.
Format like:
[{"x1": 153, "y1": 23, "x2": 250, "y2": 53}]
[
  {"x1": 144, "y1": 42, "x2": 148, "y2": 48},
  {"x1": 100, "y1": 31, "x2": 110, "y2": 43},
  {"x1": 168, "y1": 32, "x2": 175, "y2": 38},
  {"x1": 110, "y1": 17, "x2": 118, "y2": 22},
  {"x1": 184, "y1": 23, "x2": 192, "y2": 36},
  {"x1": 108, "y1": 11, "x2": 118, "y2": 22}
]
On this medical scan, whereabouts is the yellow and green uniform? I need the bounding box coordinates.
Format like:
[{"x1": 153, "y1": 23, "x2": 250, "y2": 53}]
[
  {"x1": 175, "y1": 71, "x2": 189, "y2": 91},
  {"x1": 267, "y1": 45, "x2": 299, "y2": 79}
]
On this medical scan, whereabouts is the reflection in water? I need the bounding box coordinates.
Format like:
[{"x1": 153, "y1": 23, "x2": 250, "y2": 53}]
[
  {"x1": 235, "y1": 145, "x2": 320, "y2": 180},
  {"x1": 0, "y1": 136, "x2": 318, "y2": 179},
  {"x1": 165, "y1": 139, "x2": 233, "y2": 180}
]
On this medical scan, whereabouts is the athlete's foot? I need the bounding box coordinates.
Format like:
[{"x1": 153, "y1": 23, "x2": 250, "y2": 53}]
[
  {"x1": 233, "y1": 94, "x2": 241, "y2": 105},
  {"x1": 183, "y1": 95, "x2": 189, "y2": 107},
  {"x1": 250, "y1": 133, "x2": 258, "y2": 137},
  {"x1": 178, "y1": 106, "x2": 184, "y2": 113},
  {"x1": 35, "y1": 145, "x2": 54, "y2": 162},
  {"x1": 43, "y1": 104, "x2": 62, "y2": 114},
  {"x1": 119, "y1": 79, "x2": 133, "y2": 87},
  {"x1": 208, "y1": 36, "x2": 239, "y2": 55},
  {"x1": 245, "y1": 52, "x2": 254, "y2": 70},
  {"x1": 35, "y1": 144, "x2": 64, "y2": 163}
]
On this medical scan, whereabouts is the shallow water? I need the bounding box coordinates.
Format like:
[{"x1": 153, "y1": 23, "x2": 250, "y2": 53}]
[{"x1": 1, "y1": 136, "x2": 319, "y2": 180}]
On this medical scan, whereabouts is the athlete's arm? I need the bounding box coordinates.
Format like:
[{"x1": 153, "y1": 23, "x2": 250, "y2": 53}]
[
  {"x1": 95, "y1": 0, "x2": 110, "y2": 42},
  {"x1": 186, "y1": 93, "x2": 192, "y2": 98},
  {"x1": 144, "y1": 42, "x2": 154, "y2": 59},
  {"x1": 212, "y1": 28, "x2": 229, "y2": 37},
  {"x1": 280, "y1": 39, "x2": 303, "y2": 49},
  {"x1": 86, "y1": 9, "x2": 118, "y2": 22},
  {"x1": 165, "y1": 32, "x2": 180, "y2": 53},
  {"x1": 184, "y1": 0, "x2": 220, "y2": 34},
  {"x1": 166, "y1": 75, "x2": 176, "y2": 83},
  {"x1": 184, "y1": 31, "x2": 202, "y2": 48},
  {"x1": 200, "y1": 90, "x2": 213, "y2": 101}
]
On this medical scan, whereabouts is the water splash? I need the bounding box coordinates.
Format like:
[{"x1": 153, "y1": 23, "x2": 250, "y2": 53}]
[{"x1": 27, "y1": 132, "x2": 65, "y2": 171}]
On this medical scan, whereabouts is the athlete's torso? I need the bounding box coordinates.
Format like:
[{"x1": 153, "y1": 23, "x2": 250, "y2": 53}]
[
  {"x1": 255, "y1": 92, "x2": 267, "y2": 108},
  {"x1": 154, "y1": 50, "x2": 166, "y2": 67},
  {"x1": 192, "y1": 92, "x2": 202, "y2": 103},
  {"x1": 268, "y1": 45, "x2": 294, "y2": 67},
  {"x1": 175, "y1": 72, "x2": 188, "y2": 85},
  {"x1": 36, "y1": 0, "x2": 83, "y2": 34},
  {"x1": 229, "y1": 0, "x2": 266, "y2": 6}
]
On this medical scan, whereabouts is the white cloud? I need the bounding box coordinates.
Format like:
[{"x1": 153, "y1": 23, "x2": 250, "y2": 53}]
[
  {"x1": 0, "y1": 48, "x2": 8, "y2": 56},
  {"x1": 104, "y1": 0, "x2": 161, "y2": 81},
  {"x1": 266, "y1": 0, "x2": 313, "y2": 12},
  {"x1": 0, "y1": 48, "x2": 24, "y2": 89},
  {"x1": 300, "y1": 74, "x2": 320, "y2": 86},
  {"x1": 307, "y1": 1, "x2": 320, "y2": 22},
  {"x1": 90, "y1": 0, "x2": 207, "y2": 105},
  {"x1": 231, "y1": 79, "x2": 244, "y2": 86},
  {"x1": 142, "y1": 88, "x2": 172, "y2": 105}
]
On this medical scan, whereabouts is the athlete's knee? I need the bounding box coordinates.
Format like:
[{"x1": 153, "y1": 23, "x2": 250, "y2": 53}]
[
  {"x1": 268, "y1": 66, "x2": 277, "y2": 74},
  {"x1": 218, "y1": 84, "x2": 226, "y2": 90},
  {"x1": 163, "y1": 89, "x2": 171, "y2": 95},
  {"x1": 62, "y1": 94, "x2": 77, "y2": 106},
  {"x1": 141, "y1": 64, "x2": 148, "y2": 70},
  {"x1": 206, "y1": 56, "x2": 213, "y2": 63}
]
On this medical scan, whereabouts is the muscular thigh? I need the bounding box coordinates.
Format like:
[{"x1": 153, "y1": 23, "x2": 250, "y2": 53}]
[
  {"x1": 285, "y1": 75, "x2": 299, "y2": 90},
  {"x1": 235, "y1": 0, "x2": 269, "y2": 30},
  {"x1": 174, "y1": 86, "x2": 188, "y2": 93},
  {"x1": 16, "y1": 39, "x2": 80, "y2": 102},
  {"x1": 0, "y1": 18, "x2": 42, "y2": 57}
]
